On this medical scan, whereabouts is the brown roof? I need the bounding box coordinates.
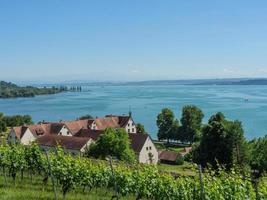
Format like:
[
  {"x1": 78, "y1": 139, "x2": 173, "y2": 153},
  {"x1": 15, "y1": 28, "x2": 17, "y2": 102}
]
[
  {"x1": 12, "y1": 126, "x2": 23, "y2": 139},
  {"x1": 63, "y1": 119, "x2": 91, "y2": 134},
  {"x1": 128, "y1": 133, "x2": 149, "y2": 153},
  {"x1": 158, "y1": 151, "x2": 180, "y2": 162},
  {"x1": 75, "y1": 129, "x2": 103, "y2": 140},
  {"x1": 36, "y1": 134, "x2": 91, "y2": 150},
  {"x1": 95, "y1": 115, "x2": 131, "y2": 130},
  {"x1": 11, "y1": 123, "x2": 69, "y2": 139}
]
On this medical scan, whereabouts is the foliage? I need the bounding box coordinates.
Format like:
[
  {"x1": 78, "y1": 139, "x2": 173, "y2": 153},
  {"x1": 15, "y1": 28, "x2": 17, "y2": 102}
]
[
  {"x1": 2, "y1": 114, "x2": 33, "y2": 127},
  {"x1": 0, "y1": 144, "x2": 266, "y2": 199},
  {"x1": 0, "y1": 80, "x2": 68, "y2": 98},
  {"x1": 180, "y1": 105, "x2": 204, "y2": 144},
  {"x1": 136, "y1": 123, "x2": 145, "y2": 134},
  {"x1": 193, "y1": 112, "x2": 248, "y2": 169},
  {"x1": 175, "y1": 156, "x2": 184, "y2": 165},
  {"x1": 88, "y1": 128, "x2": 136, "y2": 163},
  {"x1": 79, "y1": 114, "x2": 94, "y2": 120},
  {"x1": 249, "y1": 135, "x2": 267, "y2": 175},
  {"x1": 156, "y1": 108, "x2": 176, "y2": 142}
]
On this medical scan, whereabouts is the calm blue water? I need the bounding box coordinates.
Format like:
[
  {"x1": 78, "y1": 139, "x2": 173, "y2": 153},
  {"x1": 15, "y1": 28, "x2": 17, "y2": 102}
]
[{"x1": 0, "y1": 84, "x2": 267, "y2": 140}]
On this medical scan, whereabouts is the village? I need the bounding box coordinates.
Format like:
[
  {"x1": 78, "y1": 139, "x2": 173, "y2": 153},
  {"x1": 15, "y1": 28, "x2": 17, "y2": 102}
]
[{"x1": 7, "y1": 113, "x2": 189, "y2": 165}]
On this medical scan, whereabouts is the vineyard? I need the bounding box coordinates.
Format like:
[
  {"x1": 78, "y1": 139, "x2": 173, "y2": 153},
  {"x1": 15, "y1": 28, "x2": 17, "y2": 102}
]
[{"x1": 0, "y1": 144, "x2": 266, "y2": 200}]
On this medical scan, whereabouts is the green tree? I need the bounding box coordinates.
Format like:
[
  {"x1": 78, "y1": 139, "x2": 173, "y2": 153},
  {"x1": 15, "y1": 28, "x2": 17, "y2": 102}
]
[
  {"x1": 3, "y1": 115, "x2": 33, "y2": 127},
  {"x1": 0, "y1": 113, "x2": 7, "y2": 132},
  {"x1": 89, "y1": 128, "x2": 136, "y2": 163},
  {"x1": 193, "y1": 112, "x2": 248, "y2": 169},
  {"x1": 157, "y1": 108, "x2": 175, "y2": 142},
  {"x1": 249, "y1": 135, "x2": 267, "y2": 175},
  {"x1": 136, "y1": 123, "x2": 146, "y2": 134},
  {"x1": 180, "y1": 105, "x2": 204, "y2": 144}
]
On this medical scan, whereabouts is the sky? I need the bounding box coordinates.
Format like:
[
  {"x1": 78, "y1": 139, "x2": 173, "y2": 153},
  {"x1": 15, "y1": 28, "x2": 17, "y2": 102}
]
[{"x1": 0, "y1": 0, "x2": 267, "y2": 83}]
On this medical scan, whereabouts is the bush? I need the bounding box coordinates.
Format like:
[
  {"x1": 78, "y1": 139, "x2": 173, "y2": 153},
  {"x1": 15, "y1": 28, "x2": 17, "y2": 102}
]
[{"x1": 175, "y1": 156, "x2": 184, "y2": 165}]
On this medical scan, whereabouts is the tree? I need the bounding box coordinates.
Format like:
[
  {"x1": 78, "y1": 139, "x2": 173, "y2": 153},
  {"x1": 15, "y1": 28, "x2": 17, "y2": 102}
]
[
  {"x1": 156, "y1": 108, "x2": 175, "y2": 142},
  {"x1": 180, "y1": 105, "x2": 204, "y2": 144},
  {"x1": 88, "y1": 128, "x2": 136, "y2": 163},
  {"x1": 79, "y1": 114, "x2": 94, "y2": 120},
  {"x1": 193, "y1": 112, "x2": 248, "y2": 169},
  {"x1": 249, "y1": 135, "x2": 267, "y2": 175},
  {"x1": 3, "y1": 115, "x2": 33, "y2": 127},
  {"x1": 0, "y1": 120, "x2": 7, "y2": 133},
  {"x1": 136, "y1": 123, "x2": 146, "y2": 134}
]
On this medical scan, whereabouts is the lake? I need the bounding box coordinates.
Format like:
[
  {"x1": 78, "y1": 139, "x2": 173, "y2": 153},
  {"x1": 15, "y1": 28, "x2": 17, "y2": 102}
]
[{"x1": 1, "y1": 84, "x2": 267, "y2": 140}]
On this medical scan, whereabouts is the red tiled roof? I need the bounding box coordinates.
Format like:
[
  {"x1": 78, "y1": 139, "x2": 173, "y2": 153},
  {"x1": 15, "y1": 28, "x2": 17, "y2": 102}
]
[
  {"x1": 158, "y1": 151, "x2": 180, "y2": 162},
  {"x1": 95, "y1": 115, "x2": 131, "y2": 130},
  {"x1": 36, "y1": 134, "x2": 91, "y2": 150},
  {"x1": 63, "y1": 119, "x2": 90, "y2": 133}
]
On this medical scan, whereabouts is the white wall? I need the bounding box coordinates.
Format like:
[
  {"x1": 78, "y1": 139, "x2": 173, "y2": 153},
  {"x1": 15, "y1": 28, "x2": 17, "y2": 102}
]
[
  {"x1": 90, "y1": 121, "x2": 97, "y2": 130},
  {"x1": 58, "y1": 126, "x2": 72, "y2": 136},
  {"x1": 138, "y1": 137, "x2": 158, "y2": 164},
  {"x1": 20, "y1": 128, "x2": 37, "y2": 145},
  {"x1": 125, "y1": 118, "x2": 137, "y2": 134}
]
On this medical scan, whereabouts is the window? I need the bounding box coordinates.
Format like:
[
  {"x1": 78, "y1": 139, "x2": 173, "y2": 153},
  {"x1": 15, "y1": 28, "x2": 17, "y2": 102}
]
[
  {"x1": 128, "y1": 129, "x2": 130, "y2": 133},
  {"x1": 132, "y1": 128, "x2": 134, "y2": 132},
  {"x1": 146, "y1": 147, "x2": 149, "y2": 151},
  {"x1": 128, "y1": 123, "x2": 130, "y2": 127},
  {"x1": 149, "y1": 146, "x2": 152, "y2": 150}
]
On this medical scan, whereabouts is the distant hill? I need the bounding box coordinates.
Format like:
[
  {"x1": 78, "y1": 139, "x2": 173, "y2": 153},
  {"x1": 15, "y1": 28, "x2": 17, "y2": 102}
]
[
  {"x1": 0, "y1": 81, "x2": 68, "y2": 98},
  {"x1": 193, "y1": 78, "x2": 267, "y2": 85},
  {"x1": 122, "y1": 78, "x2": 267, "y2": 86}
]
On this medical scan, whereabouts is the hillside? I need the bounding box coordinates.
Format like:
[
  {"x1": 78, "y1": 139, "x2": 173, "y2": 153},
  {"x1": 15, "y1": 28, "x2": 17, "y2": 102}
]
[{"x1": 0, "y1": 81, "x2": 68, "y2": 98}]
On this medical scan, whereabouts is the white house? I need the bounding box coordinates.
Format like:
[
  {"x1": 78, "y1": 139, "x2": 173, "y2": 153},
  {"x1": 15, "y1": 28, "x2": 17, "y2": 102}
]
[
  {"x1": 7, "y1": 123, "x2": 71, "y2": 145},
  {"x1": 93, "y1": 114, "x2": 137, "y2": 134},
  {"x1": 36, "y1": 134, "x2": 92, "y2": 156},
  {"x1": 74, "y1": 129, "x2": 158, "y2": 164}
]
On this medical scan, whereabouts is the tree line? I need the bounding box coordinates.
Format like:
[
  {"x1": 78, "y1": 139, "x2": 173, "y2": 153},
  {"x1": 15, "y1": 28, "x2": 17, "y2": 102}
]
[
  {"x1": 157, "y1": 105, "x2": 267, "y2": 175},
  {"x1": 0, "y1": 81, "x2": 69, "y2": 98},
  {"x1": 0, "y1": 113, "x2": 33, "y2": 132}
]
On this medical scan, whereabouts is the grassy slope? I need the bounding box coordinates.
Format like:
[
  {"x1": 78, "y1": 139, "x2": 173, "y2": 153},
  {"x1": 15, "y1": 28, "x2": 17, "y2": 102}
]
[
  {"x1": 0, "y1": 175, "x2": 134, "y2": 200},
  {"x1": 158, "y1": 162, "x2": 197, "y2": 176}
]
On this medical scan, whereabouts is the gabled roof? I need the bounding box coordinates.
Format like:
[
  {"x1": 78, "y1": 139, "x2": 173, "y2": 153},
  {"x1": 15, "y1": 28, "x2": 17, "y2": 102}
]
[
  {"x1": 11, "y1": 123, "x2": 67, "y2": 139},
  {"x1": 128, "y1": 133, "x2": 149, "y2": 153},
  {"x1": 36, "y1": 134, "x2": 91, "y2": 150},
  {"x1": 95, "y1": 115, "x2": 131, "y2": 130},
  {"x1": 63, "y1": 119, "x2": 92, "y2": 134},
  {"x1": 158, "y1": 151, "x2": 180, "y2": 162}
]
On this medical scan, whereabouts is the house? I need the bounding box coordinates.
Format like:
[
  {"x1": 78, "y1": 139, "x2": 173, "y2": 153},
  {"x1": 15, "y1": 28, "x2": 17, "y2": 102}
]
[
  {"x1": 7, "y1": 114, "x2": 158, "y2": 164},
  {"x1": 75, "y1": 129, "x2": 158, "y2": 164},
  {"x1": 128, "y1": 133, "x2": 158, "y2": 164},
  {"x1": 93, "y1": 114, "x2": 137, "y2": 133},
  {"x1": 36, "y1": 134, "x2": 92, "y2": 156},
  {"x1": 62, "y1": 119, "x2": 94, "y2": 134},
  {"x1": 7, "y1": 123, "x2": 71, "y2": 145},
  {"x1": 158, "y1": 151, "x2": 180, "y2": 165}
]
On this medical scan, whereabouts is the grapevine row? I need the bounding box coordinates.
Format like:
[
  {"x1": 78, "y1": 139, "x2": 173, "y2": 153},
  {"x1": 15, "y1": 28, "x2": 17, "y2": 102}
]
[{"x1": 0, "y1": 144, "x2": 266, "y2": 199}]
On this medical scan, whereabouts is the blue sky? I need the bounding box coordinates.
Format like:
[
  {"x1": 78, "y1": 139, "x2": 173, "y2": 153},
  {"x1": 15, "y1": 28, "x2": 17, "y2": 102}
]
[{"x1": 1, "y1": 1, "x2": 267, "y2": 82}]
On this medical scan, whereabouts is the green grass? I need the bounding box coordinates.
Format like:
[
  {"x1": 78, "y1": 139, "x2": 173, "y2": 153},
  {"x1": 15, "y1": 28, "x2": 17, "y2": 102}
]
[
  {"x1": 0, "y1": 174, "x2": 134, "y2": 200},
  {"x1": 158, "y1": 162, "x2": 197, "y2": 176},
  {"x1": 154, "y1": 143, "x2": 184, "y2": 153}
]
